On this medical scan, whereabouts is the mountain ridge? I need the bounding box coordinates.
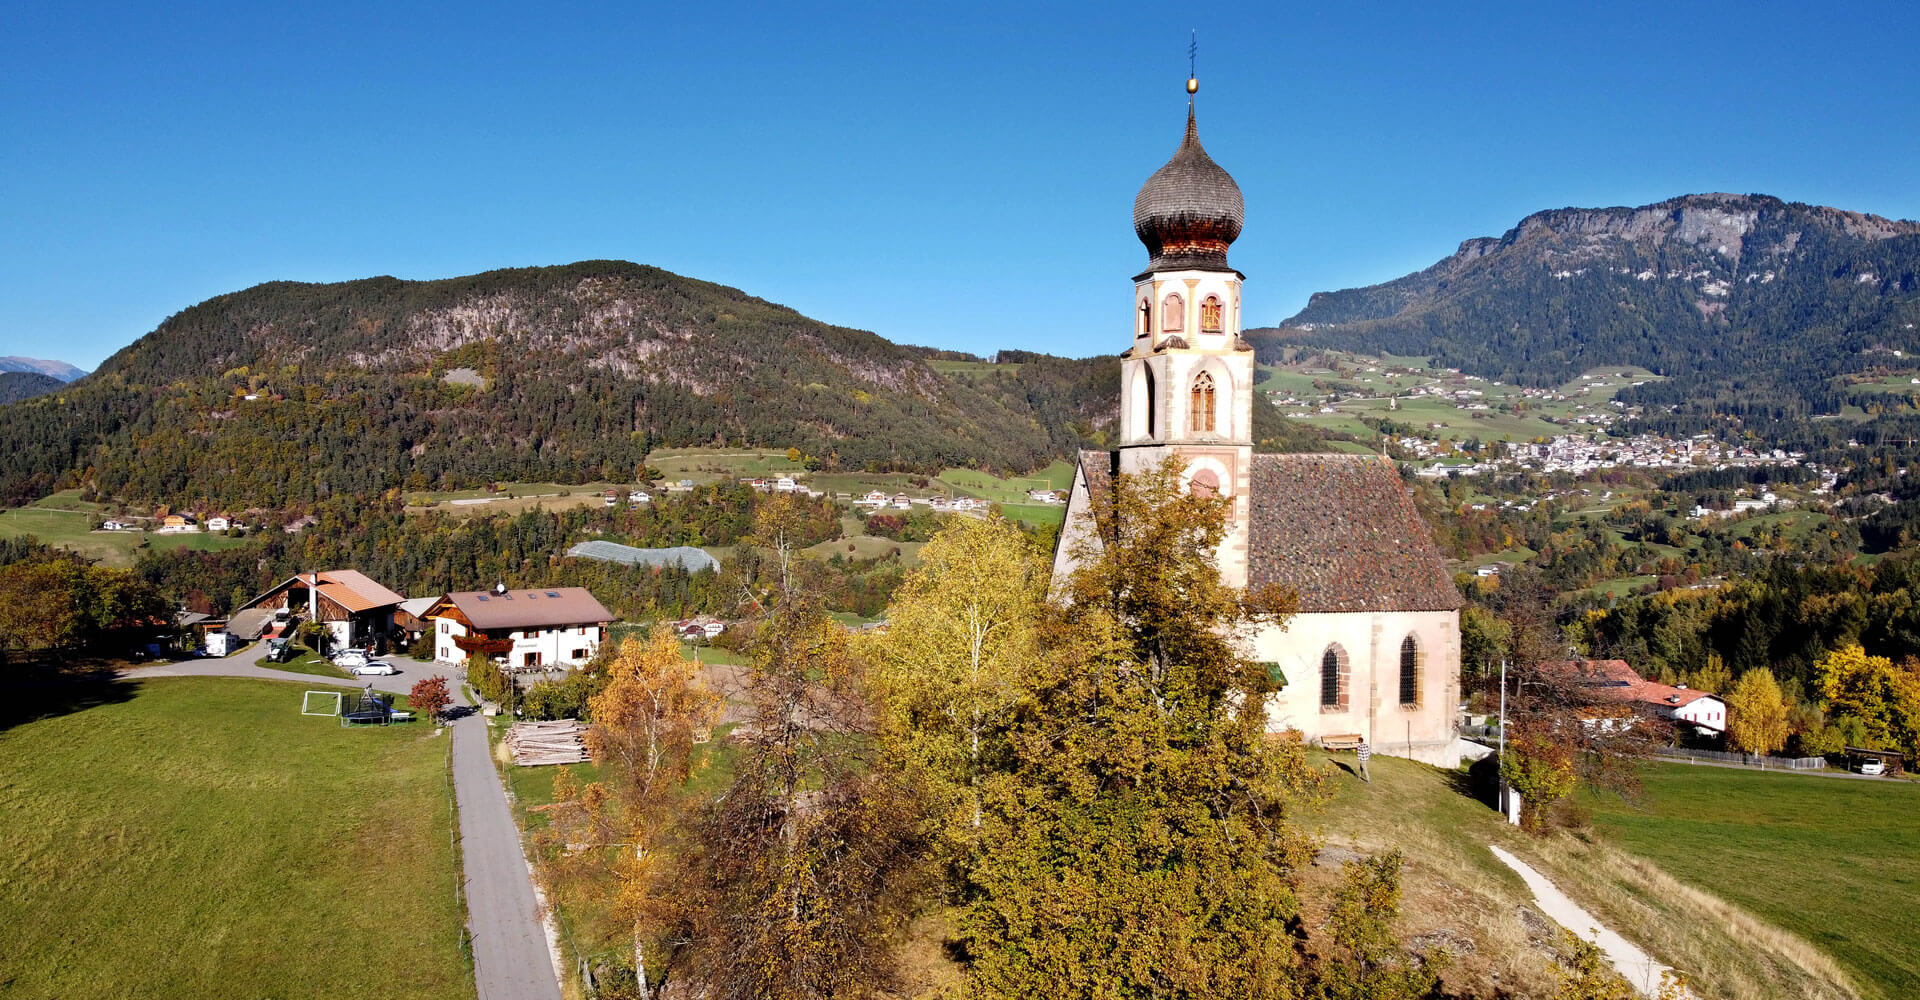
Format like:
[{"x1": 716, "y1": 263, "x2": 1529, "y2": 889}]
[{"x1": 0, "y1": 356, "x2": 88, "y2": 382}]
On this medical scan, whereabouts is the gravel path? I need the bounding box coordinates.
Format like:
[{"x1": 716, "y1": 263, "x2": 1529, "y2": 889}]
[
  {"x1": 123, "y1": 650, "x2": 564, "y2": 1000},
  {"x1": 1490, "y1": 844, "x2": 1678, "y2": 997}
]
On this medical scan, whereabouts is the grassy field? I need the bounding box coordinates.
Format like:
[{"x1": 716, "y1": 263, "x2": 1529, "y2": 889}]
[
  {"x1": 936, "y1": 460, "x2": 1074, "y2": 503},
  {"x1": 0, "y1": 676, "x2": 468, "y2": 1000},
  {"x1": 1581, "y1": 763, "x2": 1920, "y2": 1000},
  {"x1": 1309, "y1": 751, "x2": 1856, "y2": 1000},
  {"x1": 0, "y1": 503, "x2": 252, "y2": 568},
  {"x1": 644, "y1": 448, "x2": 807, "y2": 485}
]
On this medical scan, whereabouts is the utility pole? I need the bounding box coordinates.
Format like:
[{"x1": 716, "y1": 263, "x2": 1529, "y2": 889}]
[{"x1": 1497, "y1": 658, "x2": 1508, "y2": 820}]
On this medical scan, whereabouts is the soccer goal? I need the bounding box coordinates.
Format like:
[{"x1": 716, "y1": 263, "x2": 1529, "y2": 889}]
[{"x1": 301, "y1": 691, "x2": 343, "y2": 717}]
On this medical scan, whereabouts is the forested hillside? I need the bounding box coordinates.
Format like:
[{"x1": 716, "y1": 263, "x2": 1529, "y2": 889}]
[
  {"x1": 0, "y1": 262, "x2": 1131, "y2": 508},
  {"x1": 0, "y1": 372, "x2": 63, "y2": 405},
  {"x1": 1254, "y1": 194, "x2": 1920, "y2": 448}
]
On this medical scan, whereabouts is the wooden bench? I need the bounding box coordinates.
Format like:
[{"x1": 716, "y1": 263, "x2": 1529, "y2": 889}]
[{"x1": 1319, "y1": 733, "x2": 1365, "y2": 752}]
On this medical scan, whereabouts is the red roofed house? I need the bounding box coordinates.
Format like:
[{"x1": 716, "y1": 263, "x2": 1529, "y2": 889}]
[
  {"x1": 425, "y1": 587, "x2": 613, "y2": 669},
  {"x1": 1542, "y1": 659, "x2": 1727, "y2": 736},
  {"x1": 233, "y1": 569, "x2": 408, "y2": 651},
  {"x1": 1050, "y1": 94, "x2": 1463, "y2": 766}
]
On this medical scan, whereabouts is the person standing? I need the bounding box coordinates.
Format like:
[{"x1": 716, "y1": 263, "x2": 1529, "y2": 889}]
[{"x1": 1356, "y1": 738, "x2": 1372, "y2": 783}]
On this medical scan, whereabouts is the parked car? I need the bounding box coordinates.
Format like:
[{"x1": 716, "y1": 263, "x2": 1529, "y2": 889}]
[
  {"x1": 1858, "y1": 759, "x2": 1886, "y2": 776},
  {"x1": 266, "y1": 637, "x2": 295, "y2": 663},
  {"x1": 332, "y1": 650, "x2": 369, "y2": 668},
  {"x1": 351, "y1": 660, "x2": 399, "y2": 676}
]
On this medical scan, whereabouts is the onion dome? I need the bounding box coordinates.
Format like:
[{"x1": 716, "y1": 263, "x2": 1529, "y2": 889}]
[{"x1": 1133, "y1": 101, "x2": 1244, "y2": 273}]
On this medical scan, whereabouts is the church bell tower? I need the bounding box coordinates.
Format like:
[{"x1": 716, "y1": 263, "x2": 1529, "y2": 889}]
[{"x1": 1117, "y1": 73, "x2": 1256, "y2": 584}]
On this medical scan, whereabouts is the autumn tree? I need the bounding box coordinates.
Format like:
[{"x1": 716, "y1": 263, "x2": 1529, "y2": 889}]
[
  {"x1": 962, "y1": 457, "x2": 1321, "y2": 1000},
  {"x1": 408, "y1": 675, "x2": 452, "y2": 724},
  {"x1": 670, "y1": 495, "x2": 925, "y2": 1000},
  {"x1": 564, "y1": 628, "x2": 724, "y2": 997},
  {"x1": 863, "y1": 514, "x2": 1043, "y2": 861},
  {"x1": 1725, "y1": 667, "x2": 1790, "y2": 759},
  {"x1": 1815, "y1": 643, "x2": 1920, "y2": 758},
  {"x1": 1306, "y1": 851, "x2": 1445, "y2": 1000}
]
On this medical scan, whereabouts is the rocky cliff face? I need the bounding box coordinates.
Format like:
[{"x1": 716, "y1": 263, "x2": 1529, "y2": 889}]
[{"x1": 1270, "y1": 194, "x2": 1920, "y2": 388}]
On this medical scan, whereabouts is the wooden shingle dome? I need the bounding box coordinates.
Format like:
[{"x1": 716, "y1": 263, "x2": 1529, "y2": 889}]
[{"x1": 1133, "y1": 105, "x2": 1244, "y2": 273}]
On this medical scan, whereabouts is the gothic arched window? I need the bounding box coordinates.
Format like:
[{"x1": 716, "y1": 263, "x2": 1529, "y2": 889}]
[
  {"x1": 1320, "y1": 645, "x2": 1348, "y2": 709},
  {"x1": 1162, "y1": 293, "x2": 1185, "y2": 333},
  {"x1": 1399, "y1": 635, "x2": 1420, "y2": 706},
  {"x1": 1142, "y1": 365, "x2": 1157, "y2": 440},
  {"x1": 1139, "y1": 298, "x2": 1152, "y2": 338},
  {"x1": 1190, "y1": 371, "x2": 1216, "y2": 434},
  {"x1": 1200, "y1": 295, "x2": 1223, "y2": 333}
]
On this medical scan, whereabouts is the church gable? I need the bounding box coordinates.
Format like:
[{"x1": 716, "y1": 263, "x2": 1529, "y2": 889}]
[{"x1": 1245, "y1": 454, "x2": 1461, "y2": 614}]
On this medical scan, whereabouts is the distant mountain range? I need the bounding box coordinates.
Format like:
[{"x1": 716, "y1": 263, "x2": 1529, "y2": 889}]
[
  {"x1": 1246, "y1": 193, "x2": 1920, "y2": 445},
  {"x1": 0, "y1": 356, "x2": 88, "y2": 382},
  {"x1": 1260, "y1": 193, "x2": 1920, "y2": 382},
  {"x1": 0, "y1": 262, "x2": 1133, "y2": 508}
]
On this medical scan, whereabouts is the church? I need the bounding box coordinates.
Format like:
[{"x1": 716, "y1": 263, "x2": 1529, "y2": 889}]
[{"x1": 1050, "y1": 76, "x2": 1463, "y2": 767}]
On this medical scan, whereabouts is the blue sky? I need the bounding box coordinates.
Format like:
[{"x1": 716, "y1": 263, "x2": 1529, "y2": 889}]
[{"x1": 4, "y1": 1, "x2": 1917, "y2": 371}]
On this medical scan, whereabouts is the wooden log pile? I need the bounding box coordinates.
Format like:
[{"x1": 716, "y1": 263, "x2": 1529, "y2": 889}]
[{"x1": 505, "y1": 719, "x2": 590, "y2": 766}]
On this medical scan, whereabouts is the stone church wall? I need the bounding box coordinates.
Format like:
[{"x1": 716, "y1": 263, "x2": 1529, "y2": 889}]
[{"x1": 1250, "y1": 609, "x2": 1461, "y2": 767}]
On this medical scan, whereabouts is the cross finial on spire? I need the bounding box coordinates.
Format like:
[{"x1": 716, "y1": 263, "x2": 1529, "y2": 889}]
[{"x1": 1187, "y1": 30, "x2": 1198, "y2": 97}]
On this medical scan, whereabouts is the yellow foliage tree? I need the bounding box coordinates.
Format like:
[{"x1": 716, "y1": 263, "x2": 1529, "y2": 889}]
[
  {"x1": 863, "y1": 515, "x2": 1044, "y2": 843},
  {"x1": 1725, "y1": 667, "x2": 1790, "y2": 759}
]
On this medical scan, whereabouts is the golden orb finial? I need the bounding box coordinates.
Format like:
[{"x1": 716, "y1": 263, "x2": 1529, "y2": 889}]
[{"x1": 1186, "y1": 76, "x2": 1198, "y2": 95}]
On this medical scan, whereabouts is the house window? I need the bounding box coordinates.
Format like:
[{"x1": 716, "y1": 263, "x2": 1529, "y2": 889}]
[
  {"x1": 1320, "y1": 645, "x2": 1349, "y2": 711},
  {"x1": 1162, "y1": 293, "x2": 1184, "y2": 333},
  {"x1": 523, "y1": 652, "x2": 542, "y2": 668},
  {"x1": 1399, "y1": 635, "x2": 1420, "y2": 706},
  {"x1": 1200, "y1": 295, "x2": 1223, "y2": 333},
  {"x1": 1190, "y1": 372, "x2": 1216, "y2": 433},
  {"x1": 440, "y1": 621, "x2": 449, "y2": 634},
  {"x1": 572, "y1": 648, "x2": 589, "y2": 660}
]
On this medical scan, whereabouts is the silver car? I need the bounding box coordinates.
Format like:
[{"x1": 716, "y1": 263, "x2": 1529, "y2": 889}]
[{"x1": 351, "y1": 660, "x2": 398, "y2": 676}]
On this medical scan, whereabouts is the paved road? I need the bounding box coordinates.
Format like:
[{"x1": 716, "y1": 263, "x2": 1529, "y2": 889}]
[{"x1": 124, "y1": 649, "x2": 564, "y2": 1000}]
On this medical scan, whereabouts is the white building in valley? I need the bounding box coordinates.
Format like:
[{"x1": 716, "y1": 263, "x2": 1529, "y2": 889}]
[{"x1": 426, "y1": 586, "x2": 614, "y2": 669}]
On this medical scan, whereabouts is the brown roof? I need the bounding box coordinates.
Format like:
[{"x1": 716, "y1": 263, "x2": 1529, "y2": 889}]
[
  {"x1": 313, "y1": 570, "x2": 406, "y2": 612},
  {"x1": 431, "y1": 587, "x2": 614, "y2": 631},
  {"x1": 1540, "y1": 659, "x2": 1718, "y2": 710},
  {"x1": 1073, "y1": 451, "x2": 1461, "y2": 614},
  {"x1": 1244, "y1": 454, "x2": 1462, "y2": 613}
]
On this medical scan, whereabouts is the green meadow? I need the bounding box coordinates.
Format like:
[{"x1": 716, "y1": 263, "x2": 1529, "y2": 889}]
[{"x1": 0, "y1": 677, "x2": 468, "y2": 1000}]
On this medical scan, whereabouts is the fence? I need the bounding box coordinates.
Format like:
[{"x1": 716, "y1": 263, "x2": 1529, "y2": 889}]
[{"x1": 1658, "y1": 747, "x2": 1828, "y2": 770}]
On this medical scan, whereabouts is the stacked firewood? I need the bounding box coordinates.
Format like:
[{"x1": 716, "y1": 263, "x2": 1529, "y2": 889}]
[{"x1": 505, "y1": 719, "x2": 590, "y2": 766}]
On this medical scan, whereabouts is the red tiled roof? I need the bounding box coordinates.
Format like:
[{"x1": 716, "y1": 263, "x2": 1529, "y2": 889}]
[
  {"x1": 1072, "y1": 451, "x2": 1461, "y2": 614},
  {"x1": 1539, "y1": 659, "x2": 1719, "y2": 710}
]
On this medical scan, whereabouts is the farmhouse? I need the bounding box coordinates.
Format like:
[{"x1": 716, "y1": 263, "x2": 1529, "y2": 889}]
[
  {"x1": 233, "y1": 570, "x2": 406, "y2": 650},
  {"x1": 206, "y1": 516, "x2": 231, "y2": 532},
  {"x1": 1051, "y1": 88, "x2": 1462, "y2": 765},
  {"x1": 426, "y1": 586, "x2": 613, "y2": 669},
  {"x1": 1542, "y1": 658, "x2": 1728, "y2": 736}
]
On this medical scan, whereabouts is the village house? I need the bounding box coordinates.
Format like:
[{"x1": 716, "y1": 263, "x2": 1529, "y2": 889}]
[
  {"x1": 427, "y1": 586, "x2": 613, "y2": 669},
  {"x1": 206, "y1": 516, "x2": 231, "y2": 532},
  {"x1": 101, "y1": 519, "x2": 129, "y2": 531},
  {"x1": 1541, "y1": 659, "x2": 1728, "y2": 737},
  {"x1": 160, "y1": 514, "x2": 197, "y2": 531},
  {"x1": 232, "y1": 570, "x2": 407, "y2": 651},
  {"x1": 856, "y1": 490, "x2": 890, "y2": 507}
]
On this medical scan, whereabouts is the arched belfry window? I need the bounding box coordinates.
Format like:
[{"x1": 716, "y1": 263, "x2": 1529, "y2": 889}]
[
  {"x1": 1190, "y1": 371, "x2": 1216, "y2": 434},
  {"x1": 1320, "y1": 645, "x2": 1348, "y2": 710},
  {"x1": 1138, "y1": 298, "x2": 1152, "y2": 338},
  {"x1": 1142, "y1": 365, "x2": 1157, "y2": 440},
  {"x1": 1399, "y1": 635, "x2": 1420, "y2": 706},
  {"x1": 1201, "y1": 295, "x2": 1223, "y2": 333},
  {"x1": 1162, "y1": 294, "x2": 1185, "y2": 333}
]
